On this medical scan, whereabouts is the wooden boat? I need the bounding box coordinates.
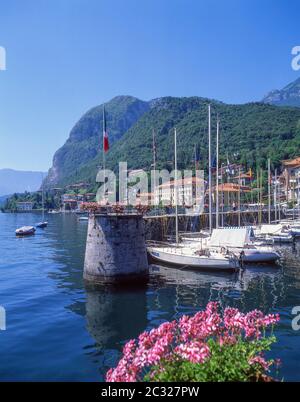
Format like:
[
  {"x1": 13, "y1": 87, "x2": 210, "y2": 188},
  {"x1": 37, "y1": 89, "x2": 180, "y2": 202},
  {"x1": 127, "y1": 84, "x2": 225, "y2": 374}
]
[{"x1": 16, "y1": 226, "x2": 36, "y2": 236}]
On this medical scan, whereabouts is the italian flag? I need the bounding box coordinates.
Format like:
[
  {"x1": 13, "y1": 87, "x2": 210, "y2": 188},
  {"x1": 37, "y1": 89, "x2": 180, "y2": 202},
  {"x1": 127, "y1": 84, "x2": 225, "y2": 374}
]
[{"x1": 103, "y1": 105, "x2": 109, "y2": 153}]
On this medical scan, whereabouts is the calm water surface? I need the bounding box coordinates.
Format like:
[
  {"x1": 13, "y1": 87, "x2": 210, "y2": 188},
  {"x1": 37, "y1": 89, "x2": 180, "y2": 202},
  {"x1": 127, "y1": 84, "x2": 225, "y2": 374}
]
[{"x1": 0, "y1": 212, "x2": 300, "y2": 381}]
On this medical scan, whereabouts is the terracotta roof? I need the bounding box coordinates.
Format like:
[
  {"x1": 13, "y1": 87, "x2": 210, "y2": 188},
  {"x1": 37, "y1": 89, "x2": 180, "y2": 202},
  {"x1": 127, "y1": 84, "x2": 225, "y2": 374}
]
[
  {"x1": 211, "y1": 183, "x2": 251, "y2": 193},
  {"x1": 138, "y1": 192, "x2": 154, "y2": 197},
  {"x1": 282, "y1": 157, "x2": 300, "y2": 168},
  {"x1": 233, "y1": 173, "x2": 251, "y2": 179},
  {"x1": 157, "y1": 177, "x2": 205, "y2": 189}
]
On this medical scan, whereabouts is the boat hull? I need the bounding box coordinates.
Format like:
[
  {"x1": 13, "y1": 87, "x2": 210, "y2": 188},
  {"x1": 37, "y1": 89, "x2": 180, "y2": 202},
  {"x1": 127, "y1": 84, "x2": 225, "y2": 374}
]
[
  {"x1": 232, "y1": 248, "x2": 280, "y2": 263},
  {"x1": 147, "y1": 247, "x2": 238, "y2": 271},
  {"x1": 36, "y1": 222, "x2": 48, "y2": 228},
  {"x1": 15, "y1": 227, "x2": 36, "y2": 236}
]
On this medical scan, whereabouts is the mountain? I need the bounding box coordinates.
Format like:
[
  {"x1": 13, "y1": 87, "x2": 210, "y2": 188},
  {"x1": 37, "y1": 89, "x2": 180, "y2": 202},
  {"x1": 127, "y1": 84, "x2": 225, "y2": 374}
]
[
  {"x1": 44, "y1": 95, "x2": 300, "y2": 189},
  {"x1": 44, "y1": 96, "x2": 149, "y2": 188},
  {"x1": 0, "y1": 169, "x2": 46, "y2": 196},
  {"x1": 262, "y1": 77, "x2": 300, "y2": 107},
  {"x1": 0, "y1": 194, "x2": 10, "y2": 207}
]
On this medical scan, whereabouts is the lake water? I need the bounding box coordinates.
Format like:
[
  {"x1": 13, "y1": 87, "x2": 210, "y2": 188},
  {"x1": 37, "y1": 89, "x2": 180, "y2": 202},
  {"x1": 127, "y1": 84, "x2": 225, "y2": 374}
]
[{"x1": 0, "y1": 212, "x2": 300, "y2": 381}]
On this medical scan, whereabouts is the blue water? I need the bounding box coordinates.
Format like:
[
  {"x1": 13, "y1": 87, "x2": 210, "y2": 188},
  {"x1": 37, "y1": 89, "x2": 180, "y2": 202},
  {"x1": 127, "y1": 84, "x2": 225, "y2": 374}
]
[{"x1": 0, "y1": 212, "x2": 300, "y2": 381}]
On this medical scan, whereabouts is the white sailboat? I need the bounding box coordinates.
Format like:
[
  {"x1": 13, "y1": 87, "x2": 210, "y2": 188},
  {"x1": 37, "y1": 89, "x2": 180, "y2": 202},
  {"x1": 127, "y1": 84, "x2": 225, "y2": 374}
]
[
  {"x1": 147, "y1": 243, "x2": 240, "y2": 270},
  {"x1": 182, "y1": 228, "x2": 280, "y2": 263},
  {"x1": 254, "y1": 224, "x2": 294, "y2": 243},
  {"x1": 147, "y1": 109, "x2": 240, "y2": 271},
  {"x1": 36, "y1": 176, "x2": 48, "y2": 228}
]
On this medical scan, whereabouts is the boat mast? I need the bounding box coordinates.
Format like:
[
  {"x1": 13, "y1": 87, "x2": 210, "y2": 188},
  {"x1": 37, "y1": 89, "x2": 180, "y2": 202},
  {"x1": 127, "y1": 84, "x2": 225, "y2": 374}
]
[
  {"x1": 238, "y1": 167, "x2": 241, "y2": 227},
  {"x1": 268, "y1": 158, "x2": 271, "y2": 224},
  {"x1": 152, "y1": 128, "x2": 156, "y2": 207},
  {"x1": 278, "y1": 177, "x2": 281, "y2": 221},
  {"x1": 216, "y1": 116, "x2": 219, "y2": 228},
  {"x1": 260, "y1": 168, "x2": 263, "y2": 225},
  {"x1": 221, "y1": 163, "x2": 224, "y2": 227},
  {"x1": 174, "y1": 127, "x2": 179, "y2": 244},
  {"x1": 103, "y1": 104, "x2": 106, "y2": 203},
  {"x1": 298, "y1": 174, "x2": 300, "y2": 220},
  {"x1": 42, "y1": 174, "x2": 44, "y2": 221},
  {"x1": 208, "y1": 104, "x2": 212, "y2": 234},
  {"x1": 274, "y1": 168, "x2": 277, "y2": 222}
]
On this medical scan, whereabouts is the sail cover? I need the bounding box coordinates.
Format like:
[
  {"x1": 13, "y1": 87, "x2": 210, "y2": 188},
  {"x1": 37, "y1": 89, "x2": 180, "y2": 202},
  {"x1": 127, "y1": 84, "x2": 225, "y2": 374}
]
[
  {"x1": 209, "y1": 228, "x2": 250, "y2": 248},
  {"x1": 259, "y1": 224, "x2": 282, "y2": 235}
]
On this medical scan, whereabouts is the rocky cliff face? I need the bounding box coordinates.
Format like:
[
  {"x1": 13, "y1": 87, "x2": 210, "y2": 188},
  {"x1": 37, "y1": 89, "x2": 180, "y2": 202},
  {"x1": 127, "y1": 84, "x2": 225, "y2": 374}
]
[
  {"x1": 44, "y1": 96, "x2": 149, "y2": 187},
  {"x1": 44, "y1": 91, "x2": 300, "y2": 189},
  {"x1": 262, "y1": 77, "x2": 300, "y2": 107}
]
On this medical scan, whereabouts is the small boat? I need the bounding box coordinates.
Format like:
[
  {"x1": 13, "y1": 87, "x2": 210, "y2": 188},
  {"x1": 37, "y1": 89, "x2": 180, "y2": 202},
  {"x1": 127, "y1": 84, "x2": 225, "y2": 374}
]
[
  {"x1": 36, "y1": 221, "x2": 48, "y2": 228},
  {"x1": 255, "y1": 224, "x2": 295, "y2": 244},
  {"x1": 147, "y1": 242, "x2": 240, "y2": 271},
  {"x1": 36, "y1": 180, "x2": 48, "y2": 228},
  {"x1": 78, "y1": 216, "x2": 88, "y2": 221},
  {"x1": 16, "y1": 226, "x2": 36, "y2": 236}
]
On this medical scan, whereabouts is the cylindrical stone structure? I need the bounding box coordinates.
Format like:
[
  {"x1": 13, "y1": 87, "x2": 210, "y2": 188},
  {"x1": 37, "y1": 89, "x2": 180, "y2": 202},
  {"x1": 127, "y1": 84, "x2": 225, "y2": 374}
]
[{"x1": 84, "y1": 213, "x2": 149, "y2": 283}]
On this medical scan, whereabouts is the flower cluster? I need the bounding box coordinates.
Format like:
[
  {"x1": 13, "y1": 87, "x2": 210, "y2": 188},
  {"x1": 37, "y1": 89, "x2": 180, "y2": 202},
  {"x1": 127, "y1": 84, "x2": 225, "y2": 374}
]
[{"x1": 106, "y1": 302, "x2": 280, "y2": 382}]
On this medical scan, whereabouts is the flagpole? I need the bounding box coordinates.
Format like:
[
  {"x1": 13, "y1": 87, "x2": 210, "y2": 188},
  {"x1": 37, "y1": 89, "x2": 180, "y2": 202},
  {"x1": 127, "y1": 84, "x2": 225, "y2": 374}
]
[
  {"x1": 208, "y1": 104, "x2": 212, "y2": 234},
  {"x1": 216, "y1": 116, "x2": 219, "y2": 228},
  {"x1": 103, "y1": 104, "x2": 106, "y2": 204}
]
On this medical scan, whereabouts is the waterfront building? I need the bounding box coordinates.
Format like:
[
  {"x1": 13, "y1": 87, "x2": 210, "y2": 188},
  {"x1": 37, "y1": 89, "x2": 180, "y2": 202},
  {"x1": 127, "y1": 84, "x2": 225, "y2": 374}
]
[
  {"x1": 281, "y1": 157, "x2": 300, "y2": 202},
  {"x1": 211, "y1": 183, "x2": 251, "y2": 209},
  {"x1": 16, "y1": 201, "x2": 34, "y2": 211},
  {"x1": 154, "y1": 177, "x2": 205, "y2": 206}
]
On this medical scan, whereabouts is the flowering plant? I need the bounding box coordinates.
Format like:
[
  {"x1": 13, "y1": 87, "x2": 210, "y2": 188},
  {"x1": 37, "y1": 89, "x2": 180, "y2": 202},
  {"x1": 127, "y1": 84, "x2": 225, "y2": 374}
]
[{"x1": 106, "y1": 302, "x2": 280, "y2": 382}]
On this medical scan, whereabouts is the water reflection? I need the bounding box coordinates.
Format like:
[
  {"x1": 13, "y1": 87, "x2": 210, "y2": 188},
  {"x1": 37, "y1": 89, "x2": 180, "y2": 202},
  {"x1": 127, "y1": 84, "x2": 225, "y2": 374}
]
[{"x1": 4, "y1": 213, "x2": 299, "y2": 380}]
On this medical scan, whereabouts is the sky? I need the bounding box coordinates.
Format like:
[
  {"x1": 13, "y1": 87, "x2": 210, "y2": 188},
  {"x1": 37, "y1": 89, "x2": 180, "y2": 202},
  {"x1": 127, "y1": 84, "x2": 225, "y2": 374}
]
[{"x1": 0, "y1": 0, "x2": 300, "y2": 171}]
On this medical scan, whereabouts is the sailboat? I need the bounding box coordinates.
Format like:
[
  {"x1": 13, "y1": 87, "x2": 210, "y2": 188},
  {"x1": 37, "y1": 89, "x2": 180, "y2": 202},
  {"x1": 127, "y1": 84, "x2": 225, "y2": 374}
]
[
  {"x1": 36, "y1": 177, "x2": 48, "y2": 228},
  {"x1": 147, "y1": 110, "x2": 240, "y2": 271},
  {"x1": 182, "y1": 228, "x2": 280, "y2": 263}
]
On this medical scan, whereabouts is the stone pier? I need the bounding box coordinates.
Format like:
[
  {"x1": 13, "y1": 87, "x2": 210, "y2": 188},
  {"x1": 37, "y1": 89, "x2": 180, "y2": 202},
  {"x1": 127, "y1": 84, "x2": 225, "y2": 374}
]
[{"x1": 84, "y1": 214, "x2": 149, "y2": 283}]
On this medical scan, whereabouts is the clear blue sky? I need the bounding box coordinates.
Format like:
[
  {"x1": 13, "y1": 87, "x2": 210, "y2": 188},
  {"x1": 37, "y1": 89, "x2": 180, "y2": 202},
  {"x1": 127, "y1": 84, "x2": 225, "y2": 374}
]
[{"x1": 0, "y1": 0, "x2": 299, "y2": 171}]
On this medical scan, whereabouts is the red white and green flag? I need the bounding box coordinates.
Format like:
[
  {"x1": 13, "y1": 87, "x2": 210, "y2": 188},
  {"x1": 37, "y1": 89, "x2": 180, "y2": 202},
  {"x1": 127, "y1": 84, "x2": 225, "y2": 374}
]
[{"x1": 103, "y1": 105, "x2": 109, "y2": 153}]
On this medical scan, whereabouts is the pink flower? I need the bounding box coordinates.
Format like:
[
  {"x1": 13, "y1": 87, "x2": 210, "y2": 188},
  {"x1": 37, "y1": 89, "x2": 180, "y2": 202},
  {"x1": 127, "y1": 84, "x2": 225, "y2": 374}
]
[
  {"x1": 175, "y1": 342, "x2": 210, "y2": 364},
  {"x1": 105, "y1": 302, "x2": 280, "y2": 382},
  {"x1": 248, "y1": 356, "x2": 271, "y2": 372}
]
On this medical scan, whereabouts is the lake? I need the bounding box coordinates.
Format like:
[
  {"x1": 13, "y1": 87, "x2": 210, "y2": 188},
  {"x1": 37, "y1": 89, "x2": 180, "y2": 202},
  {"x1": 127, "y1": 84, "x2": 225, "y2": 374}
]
[{"x1": 0, "y1": 212, "x2": 300, "y2": 381}]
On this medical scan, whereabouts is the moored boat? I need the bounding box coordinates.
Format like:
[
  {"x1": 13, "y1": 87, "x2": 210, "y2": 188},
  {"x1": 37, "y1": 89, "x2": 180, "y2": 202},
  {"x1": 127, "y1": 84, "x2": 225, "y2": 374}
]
[
  {"x1": 182, "y1": 228, "x2": 280, "y2": 264},
  {"x1": 147, "y1": 242, "x2": 240, "y2": 271},
  {"x1": 36, "y1": 221, "x2": 48, "y2": 228},
  {"x1": 15, "y1": 226, "x2": 36, "y2": 236}
]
